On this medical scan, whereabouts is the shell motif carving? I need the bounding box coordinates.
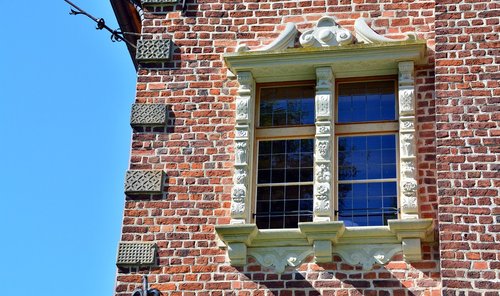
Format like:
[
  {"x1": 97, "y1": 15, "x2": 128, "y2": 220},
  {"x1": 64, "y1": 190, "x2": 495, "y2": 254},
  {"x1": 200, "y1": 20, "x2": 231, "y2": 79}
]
[
  {"x1": 248, "y1": 247, "x2": 313, "y2": 274},
  {"x1": 335, "y1": 244, "x2": 402, "y2": 270}
]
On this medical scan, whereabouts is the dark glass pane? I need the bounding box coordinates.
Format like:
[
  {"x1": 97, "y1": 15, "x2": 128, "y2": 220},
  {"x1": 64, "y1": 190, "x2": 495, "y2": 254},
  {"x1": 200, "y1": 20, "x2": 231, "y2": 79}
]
[
  {"x1": 272, "y1": 141, "x2": 286, "y2": 153},
  {"x1": 256, "y1": 187, "x2": 270, "y2": 201},
  {"x1": 338, "y1": 80, "x2": 396, "y2": 123},
  {"x1": 338, "y1": 182, "x2": 398, "y2": 226},
  {"x1": 301, "y1": 139, "x2": 314, "y2": 152},
  {"x1": 284, "y1": 216, "x2": 299, "y2": 228},
  {"x1": 270, "y1": 186, "x2": 285, "y2": 200},
  {"x1": 338, "y1": 135, "x2": 396, "y2": 181},
  {"x1": 300, "y1": 168, "x2": 313, "y2": 182},
  {"x1": 257, "y1": 169, "x2": 270, "y2": 183},
  {"x1": 287, "y1": 140, "x2": 301, "y2": 153},
  {"x1": 271, "y1": 169, "x2": 285, "y2": 183},
  {"x1": 257, "y1": 201, "x2": 270, "y2": 213},
  {"x1": 285, "y1": 200, "x2": 299, "y2": 212},
  {"x1": 259, "y1": 85, "x2": 315, "y2": 127},
  {"x1": 300, "y1": 152, "x2": 313, "y2": 167},
  {"x1": 259, "y1": 141, "x2": 272, "y2": 154},
  {"x1": 286, "y1": 169, "x2": 300, "y2": 182},
  {"x1": 300, "y1": 185, "x2": 313, "y2": 200},
  {"x1": 272, "y1": 155, "x2": 286, "y2": 169},
  {"x1": 256, "y1": 217, "x2": 269, "y2": 229},
  {"x1": 286, "y1": 153, "x2": 300, "y2": 168},
  {"x1": 258, "y1": 155, "x2": 271, "y2": 169},
  {"x1": 269, "y1": 217, "x2": 283, "y2": 229},
  {"x1": 271, "y1": 200, "x2": 285, "y2": 212},
  {"x1": 286, "y1": 185, "x2": 299, "y2": 199},
  {"x1": 299, "y1": 214, "x2": 313, "y2": 222}
]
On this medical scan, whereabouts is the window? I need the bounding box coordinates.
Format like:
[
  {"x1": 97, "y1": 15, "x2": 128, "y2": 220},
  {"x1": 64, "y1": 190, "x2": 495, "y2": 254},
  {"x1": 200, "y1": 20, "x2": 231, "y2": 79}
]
[
  {"x1": 335, "y1": 79, "x2": 398, "y2": 226},
  {"x1": 254, "y1": 83, "x2": 315, "y2": 229}
]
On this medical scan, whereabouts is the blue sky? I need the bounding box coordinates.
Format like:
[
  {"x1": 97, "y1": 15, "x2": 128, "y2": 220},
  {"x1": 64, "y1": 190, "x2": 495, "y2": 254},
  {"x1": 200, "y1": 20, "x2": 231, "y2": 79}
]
[{"x1": 0, "y1": 2, "x2": 135, "y2": 295}]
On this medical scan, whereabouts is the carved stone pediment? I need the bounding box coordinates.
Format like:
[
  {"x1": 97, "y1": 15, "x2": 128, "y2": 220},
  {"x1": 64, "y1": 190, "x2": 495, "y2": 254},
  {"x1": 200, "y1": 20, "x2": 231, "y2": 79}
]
[{"x1": 299, "y1": 16, "x2": 353, "y2": 48}]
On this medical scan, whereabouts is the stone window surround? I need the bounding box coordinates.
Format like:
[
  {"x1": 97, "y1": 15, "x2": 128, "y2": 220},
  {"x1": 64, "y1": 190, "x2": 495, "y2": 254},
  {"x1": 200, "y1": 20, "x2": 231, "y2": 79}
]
[{"x1": 216, "y1": 41, "x2": 434, "y2": 273}]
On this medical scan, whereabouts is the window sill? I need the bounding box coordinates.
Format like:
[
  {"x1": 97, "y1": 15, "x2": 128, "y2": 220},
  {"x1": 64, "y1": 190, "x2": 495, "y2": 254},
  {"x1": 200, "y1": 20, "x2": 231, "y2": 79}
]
[{"x1": 215, "y1": 219, "x2": 434, "y2": 272}]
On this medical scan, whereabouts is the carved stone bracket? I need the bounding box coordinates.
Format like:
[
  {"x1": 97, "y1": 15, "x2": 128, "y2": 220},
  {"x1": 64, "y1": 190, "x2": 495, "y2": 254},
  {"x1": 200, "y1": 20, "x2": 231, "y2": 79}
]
[
  {"x1": 232, "y1": 72, "x2": 255, "y2": 223},
  {"x1": 130, "y1": 104, "x2": 167, "y2": 127},
  {"x1": 389, "y1": 219, "x2": 434, "y2": 261},
  {"x1": 300, "y1": 17, "x2": 353, "y2": 48},
  {"x1": 398, "y1": 61, "x2": 418, "y2": 219},
  {"x1": 248, "y1": 247, "x2": 313, "y2": 274},
  {"x1": 136, "y1": 39, "x2": 172, "y2": 62},
  {"x1": 314, "y1": 67, "x2": 334, "y2": 221},
  {"x1": 334, "y1": 244, "x2": 402, "y2": 270}
]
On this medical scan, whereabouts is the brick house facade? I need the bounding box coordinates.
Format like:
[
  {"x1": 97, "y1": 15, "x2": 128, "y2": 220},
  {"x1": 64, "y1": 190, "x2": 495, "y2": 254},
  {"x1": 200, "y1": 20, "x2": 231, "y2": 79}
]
[{"x1": 110, "y1": 0, "x2": 499, "y2": 295}]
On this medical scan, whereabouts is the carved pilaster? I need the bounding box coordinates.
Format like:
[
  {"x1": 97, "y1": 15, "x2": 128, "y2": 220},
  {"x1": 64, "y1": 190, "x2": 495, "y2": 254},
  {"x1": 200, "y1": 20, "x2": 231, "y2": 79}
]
[
  {"x1": 232, "y1": 72, "x2": 255, "y2": 224},
  {"x1": 398, "y1": 62, "x2": 418, "y2": 219},
  {"x1": 314, "y1": 67, "x2": 334, "y2": 221}
]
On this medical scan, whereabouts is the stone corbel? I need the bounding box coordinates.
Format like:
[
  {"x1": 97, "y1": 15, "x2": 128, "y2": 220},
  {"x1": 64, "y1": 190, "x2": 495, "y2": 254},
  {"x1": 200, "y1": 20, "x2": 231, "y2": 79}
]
[
  {"x1": 214, "y1": 224, "x2": 258, "y2": 265},
  {"x1": 354, "y1": 18, "x2": 417, "y2": 44},
  {"x1": 298, "y1": 221, "x2": 345, "y2": 263},
  {"x1": 389, "y1": 219, "x2": 434, "y2": 261}
]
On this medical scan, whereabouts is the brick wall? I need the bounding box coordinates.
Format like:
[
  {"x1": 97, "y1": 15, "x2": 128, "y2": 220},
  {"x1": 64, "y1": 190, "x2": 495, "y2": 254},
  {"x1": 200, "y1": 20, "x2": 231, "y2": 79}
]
[
  {"x1": 115, "y1": 1, "x2": 445, "y2": 295},
  {"x1": 434, "y1": 0, "x2": 500, "y2": 295}
]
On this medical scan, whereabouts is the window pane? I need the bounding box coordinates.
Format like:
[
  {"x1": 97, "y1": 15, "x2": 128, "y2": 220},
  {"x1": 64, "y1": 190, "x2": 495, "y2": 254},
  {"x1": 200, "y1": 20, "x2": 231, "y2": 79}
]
[
  {"x1": 337, "y1": 80, "x2": 396, "y2": 123},
  {"x1": 338, "y1": 182, "x2": 398, "y2": 226},
  {"x1": 338, "y1": 135, "x2": 397, "y2": 181},
  {"x1": 256, "y1": 184, "x2": 313, "y2": 229},
  {"x1": 259, "y1": 85, "x2": 315, "y2": 127},
  {"x1": 258, "y1": 139, "x2": 314, "y2": 184}
]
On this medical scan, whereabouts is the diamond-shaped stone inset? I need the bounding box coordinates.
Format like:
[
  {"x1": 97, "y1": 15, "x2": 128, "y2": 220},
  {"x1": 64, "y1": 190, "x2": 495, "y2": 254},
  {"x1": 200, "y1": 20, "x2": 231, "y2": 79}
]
[
  {"x1": 117, "y1": 242, "x2": 157, "y2": 267},
  {"x1": 141, "y1": 0, "x2": 178, "y2": 4},
  {"x1": 125, "y1": 170, "x2": 164, "y2": 194},
  {"x1": 136, "y1": 39, "x2": 171, "y2": 62},
  {"x1": 130, "y1": 104, "x2": 167, "y2": 127}
]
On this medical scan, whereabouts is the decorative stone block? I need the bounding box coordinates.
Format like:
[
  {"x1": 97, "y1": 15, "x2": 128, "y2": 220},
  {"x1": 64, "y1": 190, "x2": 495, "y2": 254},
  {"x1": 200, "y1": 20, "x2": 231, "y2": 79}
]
[
  {"x1": 124, "y1": 170, "x2": 164, "y2": 194},
  {"x1": 130, "y1": 104, "x2": 167, "y2": 127},
  {"x1": 141, "y1": 0, "x2": 178, "y2": 5},
  {"x1": 116, "y1": 242, "x2": 157, "y2": 267},
  {"x1": 136, "y1": 39, "x2": 172, "y2": 62}
]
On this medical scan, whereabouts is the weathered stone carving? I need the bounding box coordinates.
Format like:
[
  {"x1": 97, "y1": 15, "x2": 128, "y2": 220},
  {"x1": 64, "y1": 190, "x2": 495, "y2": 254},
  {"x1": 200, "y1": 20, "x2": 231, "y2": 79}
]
[
  {"x1": 234, "y1": 168, "x2": 247, "y2": 185},
  {"x1": 235, "y1": 141, "x2": 248, "y2": 164},
  {"x1": 248, "y1": 247, "x2": 313, "y2": 274},
  {"x1": 231, "y1": 185, "x2": 246, "y2": 215},
  {"x1": 316, "y1": 125, "x2": 331, "y2": 135},
  {"x1": 237, "y1": 23, "x2": 298, "y2": 53},
  {"x1": 116, "y1": 242, "x2": 157, "y2": 267},
  {"x1": 130, "y1": 104, "x2": 167, "y2": 127},
  {"x1": 316, "y1": 164, "x2": 331, "y2": 183},
  {"x1": 316, "y1": 140, "x2": 330, "y2": 159},
  {"x1": 354, "y1": 18, "x2": 417, "y2": 44},
  {"x1": 400, "y1": 133, "x2": 415, "y2": 157},
  {"x1": 400, "y1": 117, "x2": 415, "y2": 131},
  {"x1": 398, "y1": 62, "x2": 415, "y2": 85},
  {"x1": 334, "y1": 244, "x2": 402, "y2": 270},
  {"x1": 124, "y1": 170, "x2": 164, "y2": 194},
  {"x1": 316, "y1": 95, "x2": 331, "y2": 118},
  {"x1": 399, "y1": 88, "x2": 415, "y2": 115},
  {"x1": 300, "y1": 17, "x2": 353, "y2": 48},
  {"x1": 401, "y1": 159, "x2": 416, "y2": 179},
  {"x1": 136, "y1": 39, "x2": 172, "y2": 62}
]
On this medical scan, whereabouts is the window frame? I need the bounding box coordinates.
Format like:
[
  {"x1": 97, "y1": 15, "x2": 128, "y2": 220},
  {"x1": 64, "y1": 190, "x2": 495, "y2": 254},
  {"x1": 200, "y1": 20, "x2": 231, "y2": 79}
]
[
  {"x1": 333, "y1": 76, "x2": 401, "y2": 226},
  {"x1": 252, "y1": 81, "x2": 317, "y2": 228}
]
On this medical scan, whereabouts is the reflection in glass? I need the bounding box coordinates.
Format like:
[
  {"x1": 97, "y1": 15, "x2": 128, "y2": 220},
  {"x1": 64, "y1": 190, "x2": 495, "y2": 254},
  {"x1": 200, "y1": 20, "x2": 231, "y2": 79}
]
[
  {"x1": 259, "y1": 85, "x2": 315, "y2": 127},
  {"x1": 338, "y1": 80, "x2": 396, "y2": 123},
  {"x1": 256, "y1": 139, "x2": 314, "y2": 229}
]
